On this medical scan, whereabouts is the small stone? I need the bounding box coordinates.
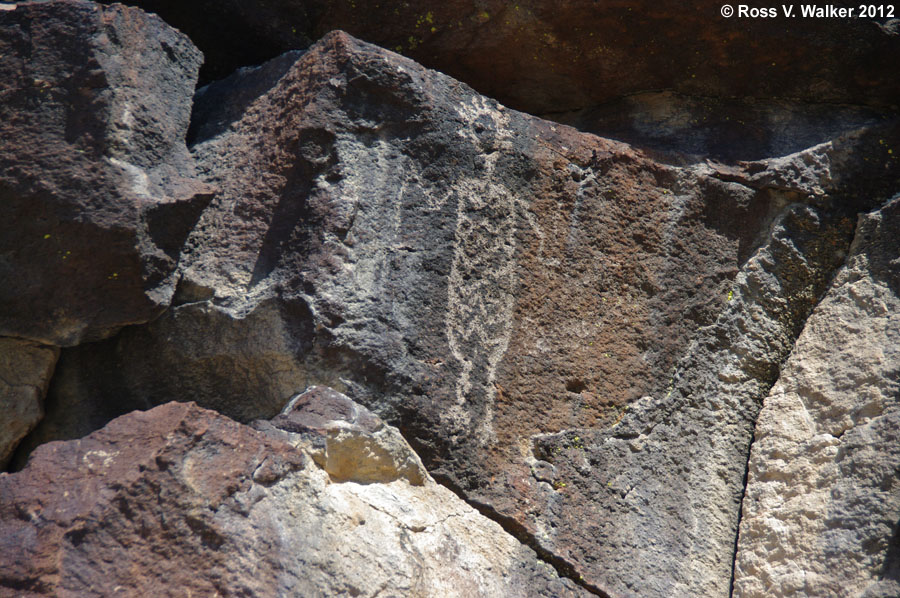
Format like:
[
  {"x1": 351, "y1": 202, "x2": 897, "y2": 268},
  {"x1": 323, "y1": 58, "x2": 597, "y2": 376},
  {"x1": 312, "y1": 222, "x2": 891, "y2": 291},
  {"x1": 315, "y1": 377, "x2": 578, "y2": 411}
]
[{"x1": 272, "y1": 386, "x2": 428, "y2": 486}]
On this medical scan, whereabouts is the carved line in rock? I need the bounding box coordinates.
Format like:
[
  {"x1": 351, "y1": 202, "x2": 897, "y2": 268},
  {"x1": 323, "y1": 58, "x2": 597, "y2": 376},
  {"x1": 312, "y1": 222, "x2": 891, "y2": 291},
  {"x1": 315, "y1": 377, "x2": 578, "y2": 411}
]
[{"x1": 446, "y1": 103, "x2": 516, "y2": 401}]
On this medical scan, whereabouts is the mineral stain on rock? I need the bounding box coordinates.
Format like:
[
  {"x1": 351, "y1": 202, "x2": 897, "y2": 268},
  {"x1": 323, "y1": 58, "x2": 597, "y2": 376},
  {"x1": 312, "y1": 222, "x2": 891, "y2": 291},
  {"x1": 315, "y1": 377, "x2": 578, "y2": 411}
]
[
  {"x1": 266, "y1": 386, "x2": 429, "y2": 486},
  {"x1": 2, "y1": 2, "x2": 900, "y2": 597}
]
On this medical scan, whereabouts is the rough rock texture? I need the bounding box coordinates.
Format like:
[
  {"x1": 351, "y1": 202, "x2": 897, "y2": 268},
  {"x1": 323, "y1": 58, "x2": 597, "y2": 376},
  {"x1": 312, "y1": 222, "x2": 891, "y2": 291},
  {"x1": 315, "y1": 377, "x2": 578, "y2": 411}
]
[
  {"x1": 93, "y1": 0, "x2": 900, "y2": 170},
  {"x1": 98, "y1": 0, "x2": 900, "y2": 118},
  {"x1": 733, "y1": 195, "x2": 900, "y2": 598},
  {"x1": 0, "y1": 0, "x2": 212, "y2": 346},
  {"x1": 12, "y1": 297, "x2": 317, "y2": 460},
  {"x1": 29, "y1": 30, "x2": 765, "y2": 444},
  {"x1": 0, "y1": 339, "x2": 58, "y2": 468},
  {"x1": 24, "y1": 30, "x2": 900, "y2": 597},
  {"x1": 0, "y1": 401, "x2": 587, "y2": 597}
]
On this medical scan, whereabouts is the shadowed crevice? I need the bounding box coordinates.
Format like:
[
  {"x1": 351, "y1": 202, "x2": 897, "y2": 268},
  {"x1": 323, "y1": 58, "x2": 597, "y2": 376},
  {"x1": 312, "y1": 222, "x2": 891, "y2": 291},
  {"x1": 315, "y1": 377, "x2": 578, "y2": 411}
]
[
  {"x1": 727, "y1": 212, "x2": 861, "y2": 598},
  {"x1": 431, "y1": 472, "x2": 613, "y2": 598}
]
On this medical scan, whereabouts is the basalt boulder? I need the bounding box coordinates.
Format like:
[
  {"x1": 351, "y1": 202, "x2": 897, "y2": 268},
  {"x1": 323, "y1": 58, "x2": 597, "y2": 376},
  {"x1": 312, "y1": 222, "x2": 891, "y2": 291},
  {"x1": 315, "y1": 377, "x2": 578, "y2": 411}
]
[
  {"x1": 0, "y1": 400, "x2": 587, "y2": 597},
  {"x1": 0, "y1": 0, "x2": 212, "y2": 347}
]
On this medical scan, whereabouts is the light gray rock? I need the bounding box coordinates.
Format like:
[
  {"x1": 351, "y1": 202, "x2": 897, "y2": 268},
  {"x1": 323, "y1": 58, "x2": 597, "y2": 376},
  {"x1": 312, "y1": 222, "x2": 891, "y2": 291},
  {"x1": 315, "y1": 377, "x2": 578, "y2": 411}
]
[
  {"x1": 733, "y1": 195, "x2": 900, "y2": 598},
  {"x1": 0, "y1": 338, "x2": 58, "y2": 468}
]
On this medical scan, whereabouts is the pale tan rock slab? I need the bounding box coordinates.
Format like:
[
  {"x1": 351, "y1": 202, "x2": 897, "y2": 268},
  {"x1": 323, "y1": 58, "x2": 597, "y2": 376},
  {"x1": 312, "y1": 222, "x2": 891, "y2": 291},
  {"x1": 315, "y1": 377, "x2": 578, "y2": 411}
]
[{"x1": 734, "y1": 196, "x2": 900, "y2": 598}]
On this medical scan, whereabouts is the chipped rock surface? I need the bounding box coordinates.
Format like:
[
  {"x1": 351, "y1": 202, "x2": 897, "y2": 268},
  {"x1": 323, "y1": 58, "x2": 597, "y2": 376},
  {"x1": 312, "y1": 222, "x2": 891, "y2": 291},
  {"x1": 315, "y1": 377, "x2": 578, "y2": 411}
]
[
  {"x1": 0, "y1": 0, "x2": 212, "y2": 346},
  {"x1": 0, "y1": 401, "x2": 586, "y2": 598},
  {"x1": 733, "y1": 196, "x2": 900, "y2": 598}
]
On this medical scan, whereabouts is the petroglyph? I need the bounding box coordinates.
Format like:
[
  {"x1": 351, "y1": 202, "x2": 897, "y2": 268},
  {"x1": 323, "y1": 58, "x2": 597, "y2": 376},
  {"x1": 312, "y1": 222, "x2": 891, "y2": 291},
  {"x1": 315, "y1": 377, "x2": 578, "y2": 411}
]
[{"x1": 445, "y1": 97, "x2": 518, "y2": 445}]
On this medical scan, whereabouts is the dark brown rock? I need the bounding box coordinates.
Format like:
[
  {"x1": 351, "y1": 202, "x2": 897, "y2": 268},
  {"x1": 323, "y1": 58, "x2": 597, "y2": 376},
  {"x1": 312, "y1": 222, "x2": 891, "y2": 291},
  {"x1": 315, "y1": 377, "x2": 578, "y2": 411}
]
[
  {"x1": 0, "y1": 0, "x2": 213, "y2": 346},
  {"x1": 554, "y1": 92, "x2": 891, "y2": 162},
  {"x1": 106, "y1": 1, "x2": 900, "y2": 163},
  {"x1": 99, "y1": 0, "x2": 900, "y2": 119},
  {"x1": 0, "y1": 401, "x2": 588, "y2": 597},
  {"x1": 0, "y1": 338, "x2": 58, "y2": 468}
]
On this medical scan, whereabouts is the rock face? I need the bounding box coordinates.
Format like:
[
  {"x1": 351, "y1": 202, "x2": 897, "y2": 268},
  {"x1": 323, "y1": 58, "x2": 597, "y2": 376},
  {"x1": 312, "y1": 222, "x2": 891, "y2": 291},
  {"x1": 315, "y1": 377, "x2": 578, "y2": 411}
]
[
  {"x1": 0, "y1": 0, "x2": 211, "y2": 346},
  {"x1": 14, "y1": 297, "x2": 317, "y2": 459},
  {"x1": 93, "y1": 0, "x2": 900, "y2": 169},
  {"x1": 554, "y1": 92, "x2": 890, "y2": 162},
  {"x1": 25, "y1": 30, "x2": 900, "y2": 597},
  {"x1": 0, "y1": 400, "x2": 586, "y2": 597},
  {"x1": 31, "y1": 30, "x2": 760, "y2": 445},
  {"x1": 0, "y1": 339, "x2": 58, "y2": 469},
  {"x1": 3, "y1": 2, "x2": 900, "y2": 597},
  {"x1": 733, "y1": 195, "x2": 900, "y2": 598}
]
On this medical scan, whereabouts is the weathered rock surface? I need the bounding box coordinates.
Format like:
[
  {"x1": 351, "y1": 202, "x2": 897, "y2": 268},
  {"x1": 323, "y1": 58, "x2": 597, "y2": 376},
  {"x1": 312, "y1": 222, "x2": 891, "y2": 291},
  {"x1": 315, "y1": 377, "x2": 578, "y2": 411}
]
[
  {"x1": 12, "y1": 297, "x2": 317, "y2": 461},
  {"x1": 99, "y1": 0, "x2": 900, "y2": 119},
  {"x1": 25, "y1": 30, "x2": 900, "y2": 597},
  {"x1": 3, "y1": 0, "x2": 899, "y2": 594},
  {"x1": 0, "y1": 0, "x2": 212, "y2": 346},
  {"x1": 0, "y1": 400, "x2": 587, "y2": 597},
  {"x1": 733, "y1": 195, "x2": 900, "y2": 598},
  {"x1": 0, "y1": 339, "x2": 58, "y2": 469}
]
